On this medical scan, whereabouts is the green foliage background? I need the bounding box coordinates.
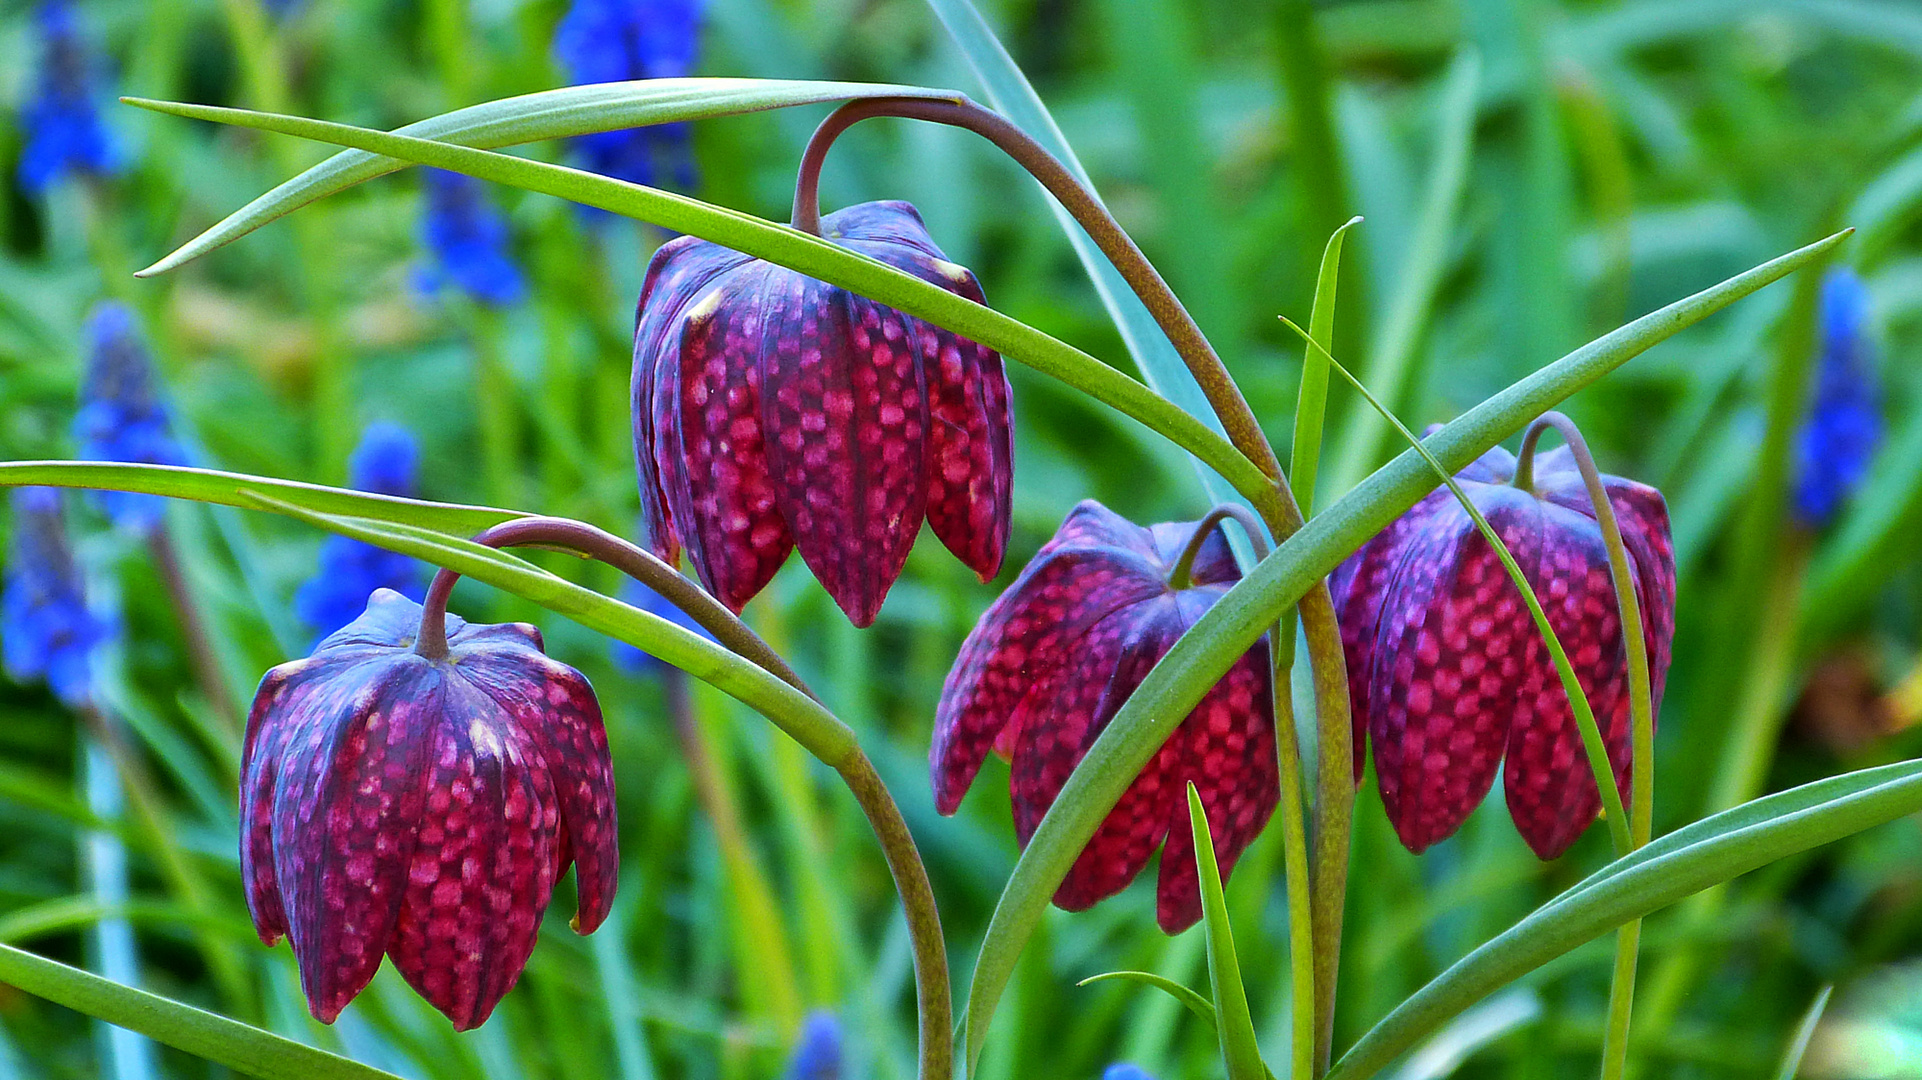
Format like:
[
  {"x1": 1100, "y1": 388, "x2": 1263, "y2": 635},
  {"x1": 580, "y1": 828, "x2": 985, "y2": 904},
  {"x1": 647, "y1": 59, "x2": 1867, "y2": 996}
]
[{"x1": 3, "y1": 0, "x2": 1922, "y2": 1077}]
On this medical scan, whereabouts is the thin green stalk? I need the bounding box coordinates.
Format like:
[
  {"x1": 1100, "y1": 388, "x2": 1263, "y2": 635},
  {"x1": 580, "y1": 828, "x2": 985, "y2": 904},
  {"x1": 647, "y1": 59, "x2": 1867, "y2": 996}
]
[
  {"x1": 1189, "y1": 784, "x2": 1268, "y2": 1080},
  {"x1": 1517, "y1": 413, "x2": 1658, "y2": 1080}
]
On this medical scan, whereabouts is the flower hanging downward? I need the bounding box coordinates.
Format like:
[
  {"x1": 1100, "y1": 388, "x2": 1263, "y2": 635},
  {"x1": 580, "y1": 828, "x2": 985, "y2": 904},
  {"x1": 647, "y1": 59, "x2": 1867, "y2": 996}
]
[
  {"x1": 932, "y1": 501, "x2": 1275, "y2": 933},
  {"x1": 242, "y1": 589, "x2": 617, "y2": 1029},
  {"x1": 632, "y1": 199, "x2": 1013, "y2": 626},
  {"x1": 1330, "y1": 437, "x2": 1675, "y2": 858}
]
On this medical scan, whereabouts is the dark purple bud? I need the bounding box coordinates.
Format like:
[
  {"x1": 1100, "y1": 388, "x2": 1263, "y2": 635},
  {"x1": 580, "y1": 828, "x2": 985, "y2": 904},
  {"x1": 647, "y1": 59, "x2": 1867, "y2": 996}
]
[
  {"x1": 632, "y1": 200, "x2": 1013, "y2": 626},
  {"x1": 932, "y1": 501, "x2": 1274, "y2": 933},
  {"x1": 1330, "y1": 442, "x2": 1675, "y2": 858},
  {"x1": 242, "y1": 589, "x2": 617, "y2": 1029}
]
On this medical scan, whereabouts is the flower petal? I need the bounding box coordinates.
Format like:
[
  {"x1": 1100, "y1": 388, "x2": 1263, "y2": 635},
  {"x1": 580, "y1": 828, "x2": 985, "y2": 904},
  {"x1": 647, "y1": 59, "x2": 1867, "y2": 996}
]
[
  {"x1": 932, "y1": 546, "x2": 1165, "y2": 814},
  {"x1": 633, "y1": 236, "x2": 753, "y2": 565},
  {"x1": 1368, "y1": 487, "x2": 1542, "y2": 853},
  {"x1": 272, "y1": 658, "x2": 439, "y2": 1022},
  {"x1": 240, "y1": 659, "x2": 318, "y2": 945},
  {"x1": 1154, "y1": 621, "x2": 1276, "y2": 934},
  {"x1": 760, "y1": 279, "x2": 930, "y2": 627},
  {"x1": 386, "y1": 697, "x2": 561, "y2": 1030},
  {"x1": 1503, "y1": 508, "x2": 1636, "y2": 859},
  {"x1": 662, "y1": 265, "x2": 794, "y2": 611}
]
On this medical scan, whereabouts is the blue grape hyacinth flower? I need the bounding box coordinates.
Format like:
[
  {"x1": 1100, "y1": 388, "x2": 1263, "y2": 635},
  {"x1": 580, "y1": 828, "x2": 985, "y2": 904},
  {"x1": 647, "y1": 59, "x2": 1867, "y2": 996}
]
[
  {"x1": 4, "y1": 487, "x2": 110, "y2": 708},
  {"x1": 1102, "y1": 1066, "x2": 1156, "y2": 1080},
  {"x1": 552, "y1": 0, "x2": 703, "y2": 193},
  {"x1": 293, "y1": 423, "x2": 428, "y2": 643},
  {"x1": 783, "y1": 1011, "x2": 841, "y2": 1080},
  {"x1": 74, "y1": 302, "x2": 187, "y2": 533},
  {"x1": 17, "y1": 0, "x2": 120, "y2": 194},
  {"x1": 1793, "y1": 267, "x2": 1882, "y2": 528},
  {"x1": 416, "y1": 170, "x2": 526, "y2": 307}
]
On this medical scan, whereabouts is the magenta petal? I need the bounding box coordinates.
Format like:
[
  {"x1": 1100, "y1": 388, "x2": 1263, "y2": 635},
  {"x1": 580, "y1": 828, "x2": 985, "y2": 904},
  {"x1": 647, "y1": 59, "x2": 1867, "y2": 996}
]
[
  {"x1": 240, "y1": 662, "x2": 313, "y2": 945},
  {"x1": 761, "y1": 282, "x2": 930, "y2": 627},
  {"x1": 272, "y1": 661, "x2": 437, "y2": 1022},
  {"x1": 1369, "y1": 488, "x2": 1543, "y2": 853},
  {"x1": 665, "y1": 266, "x2": 794, "y2": 611},
  {"x1": 386, "y1": 707, "x2": 560, "y2": 1031},
  {"x1": 1154, "y1": 628, "x2": 1277, "y2": 934},
  {"x1": 932, "y1": 543, "x2": 1166, "y2": 815}
]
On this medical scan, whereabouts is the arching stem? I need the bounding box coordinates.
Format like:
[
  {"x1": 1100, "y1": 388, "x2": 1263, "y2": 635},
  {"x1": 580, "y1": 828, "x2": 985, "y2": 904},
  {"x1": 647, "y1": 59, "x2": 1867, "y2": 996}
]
[
  {"x1": 1169, "y1": 504, "x2": 1271, "y2": 590},
  {"x1": 409, "y1": 517, "x2": 951, "y2": 1080},
  {"x1": 1516, "y1": 411, "x2": 1656, "y2": 1080}
]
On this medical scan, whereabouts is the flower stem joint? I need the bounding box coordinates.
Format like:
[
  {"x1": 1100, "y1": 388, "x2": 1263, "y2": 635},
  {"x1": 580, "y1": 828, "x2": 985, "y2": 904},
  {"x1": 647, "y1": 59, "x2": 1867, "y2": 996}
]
[
  {"x1": 241, "y1": 589, "x2": 617, "y2": 1029},
  {"x1": 932, "y1": 501, "x2": 1277, "y2": 933},
  {"x1": 631, "y1": 199, "x2": 1013, "y2": 627},
  {"x1": 1331, "y1": 438, "x2": 1675, "y2": 857}
]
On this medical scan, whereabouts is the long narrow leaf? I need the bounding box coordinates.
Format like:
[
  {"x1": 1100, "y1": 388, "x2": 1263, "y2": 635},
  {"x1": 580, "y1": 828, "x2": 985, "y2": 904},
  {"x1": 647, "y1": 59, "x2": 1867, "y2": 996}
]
[
  {"x1": 1327, "y1": 763, "x2": 1922, "y2": 1080},
  {"x1": 1076, "y1": 972, "x2": 1218, "y2": 1029},
  {"x1": 139, "y1": 79, "x2": 962, "y2": 276},
  {"x1": 1188, "y1": 785, "x2": 1267, "y2": 1080},
  {"x1": 0, "y1": 944, "x2": 401, "y2": 1080},
  {"x1": 124, "y1": 98, "x2": 1270, "y2": 505},
  {"x1": 957, "y1": 230, "x2": 1849, "y2": 1069},
  {"x1": 1774, "y1": 985, "x2": 1832, "y2": 1080}
]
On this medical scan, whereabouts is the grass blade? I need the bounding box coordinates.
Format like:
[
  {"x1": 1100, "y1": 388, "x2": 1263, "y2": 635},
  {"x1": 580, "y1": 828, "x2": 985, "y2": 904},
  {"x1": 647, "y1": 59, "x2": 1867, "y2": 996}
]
[
  {"x1": 1076, "y1": 971, "x2": 1218, "y2": 1030},
  {"x1": 1774, "y1": 985, "x2": 1832, "y2": 1080},
  {"x1": 1188, "y1": 784, "x2": 1268, "y2": 1080}
]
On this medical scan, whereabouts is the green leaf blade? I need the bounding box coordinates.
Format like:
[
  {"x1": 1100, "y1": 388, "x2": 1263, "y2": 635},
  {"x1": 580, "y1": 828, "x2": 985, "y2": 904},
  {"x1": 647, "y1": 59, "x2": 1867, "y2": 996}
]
[{"x1": 1188, "y1": 785, "x2": 1268, "y2": 1080}]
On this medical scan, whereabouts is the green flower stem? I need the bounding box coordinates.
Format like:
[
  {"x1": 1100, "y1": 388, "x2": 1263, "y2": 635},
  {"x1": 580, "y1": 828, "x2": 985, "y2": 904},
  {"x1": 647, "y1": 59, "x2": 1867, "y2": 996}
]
[
  {"x1": 147, "y1": 526, "x2": 242, "y2": 740},
  {"x1": 1167, "y1": 504, "x2": 1270, "y2": 590},
  {"x1": 1517, "y1": 412, "x2": 1658, "y2": 1080},
  {"x1": 403, "y1": 516, "x2": 948, "y2": 1080}
]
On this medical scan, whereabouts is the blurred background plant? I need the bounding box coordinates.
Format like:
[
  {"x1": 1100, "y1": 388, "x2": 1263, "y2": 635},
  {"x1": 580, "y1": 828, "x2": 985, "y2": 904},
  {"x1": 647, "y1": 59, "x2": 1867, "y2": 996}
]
[{"x1": 1, "y1": 0, "x2": 1920, "y2": 1077}]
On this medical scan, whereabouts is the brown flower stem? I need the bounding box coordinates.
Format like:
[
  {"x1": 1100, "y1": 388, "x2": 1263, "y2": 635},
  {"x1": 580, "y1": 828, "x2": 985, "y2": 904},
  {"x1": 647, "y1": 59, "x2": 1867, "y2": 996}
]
[
  {"x1": 1168, "y1": 504, "x2": 1271, "y2": 589},
  {"x1": 1517, "y1": 412, "x2": 1655, "y2": 1080},
  {"x1": 409, "y1": 516, "x2": 952, "y2": 1080},
  {"x1": 148, "y1": 526, "x2": 242, "y2": 740},
  {"x1": 793, "y1": 96, "x2": 1286, "y2": 487},
  {"x1": 410, "y1": 516, "x2": 814, "y2": 700}
]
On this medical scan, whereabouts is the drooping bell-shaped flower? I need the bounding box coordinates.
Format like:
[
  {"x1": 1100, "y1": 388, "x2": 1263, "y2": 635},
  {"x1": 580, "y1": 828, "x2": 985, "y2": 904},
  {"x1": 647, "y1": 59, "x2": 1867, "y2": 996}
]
[
  {"x1": 633, "y1": 200, "x2": 1013, "y2": 627},
  {"x1": 783, "y1": 1011, "x2": 843, "y2": 1080},
  {"x1": 1329, "y1": 441, "x2": 1675, "y2": 858},
  {"x1": 17, "y1": 0, "x2": 120, "y2": 194},
  {"x1": 552, "y1": 0, "x2": 703, "y2": 193},
  {"x1": 294, "y1": 423, "x2": 428, "y2": 644},
  {"x1": 74, "y1": 302, "x2": 187, "y2": 533},
  {"x1": 932, "y1": 500, "x2": 1275, "y2": 933},
  {"x1": 1793, "y1": 267, "x2": 1881, "y2": 529},
  {"x1": 416, "y1": 170, "x2": 525, "y2": 307},
  {"x1": 3, "y1": 486, "x2": 111, "y2": 708},
  {"x1": 242, "y1": 589, "x2": 617, "y2": 1029}
]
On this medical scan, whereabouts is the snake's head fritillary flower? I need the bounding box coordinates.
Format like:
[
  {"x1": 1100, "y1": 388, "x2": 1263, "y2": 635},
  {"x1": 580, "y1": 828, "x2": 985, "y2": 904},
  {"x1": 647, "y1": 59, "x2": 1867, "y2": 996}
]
[
  {"x1": 74, "y1": 303, "x2": 186, "y2": 533},
  {"x1": 17, "y1": 0, "x2": 119, "y2": 194},
  {"x1": 3, "y1": 487, "x2": 110, "y2": 708},
  {"x1": 1793, "y1": 267, "x2": 1881, "y2": 529},
  {"x1": 417, "y1": 170, "x2": 525, "y2": 307},
  {"x1": 783, "y1": 1011, "x2": 843, "y2": 1080},
  {"x1": 553, "y1": 0, "x2": 702, "y2": 193},
  {"x1": 633, "y1": 199, "x2": 1013, "y2": 627},
  {"x1": 242, "y1": 589, "x2": 617, "y2": 1029},
  {"x1": 293, "y1": 423, "x2": 428, "y2": 644},
  {"x1": 932, "y1": 500, "x2": 1275, "y2": 933},
  {"x1": 1329, "y1": 439, "x2": 1675, "y2": 858}
]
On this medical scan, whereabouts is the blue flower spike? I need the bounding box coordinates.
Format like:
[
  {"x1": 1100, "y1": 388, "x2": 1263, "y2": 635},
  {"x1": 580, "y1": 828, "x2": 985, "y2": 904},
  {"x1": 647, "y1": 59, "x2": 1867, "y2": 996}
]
[
  {"x1": 3, "y1": 487, "x2": 111, "y2": 708},
  {"x1": 552, "y1": 0, "x2": 704, "y2": 192},
  {"x1": 294, "y1": 423, "x2": 428, "y2": 643},
  {"x1": 1102, "y1": 1066, "x2": 1157, "y2": 1080},
  {"x1": 417, "y1": 170, "x2": 526, "y2": 307},
  {"x1": 74, "y1": 302, "x2": 187, "y2": 533},
  {"x1": 1793, "y1": 266, "x2": 1882, "y2": 529},
  {"x1": 783, "y1": 1011, "x2": 842, "y2": 1080},
  {"x1": 17, "y1": 0, "x2": 120, "y2": 194}
]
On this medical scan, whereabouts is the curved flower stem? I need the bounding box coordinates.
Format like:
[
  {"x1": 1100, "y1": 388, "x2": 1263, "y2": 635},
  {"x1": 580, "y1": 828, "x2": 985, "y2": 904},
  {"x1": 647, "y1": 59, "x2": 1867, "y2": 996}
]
[
  {"x1": 408, "y1": 516, "x2": 950, "y2": 1080},
  {"x1": 1517, "y1": 413, "x2": 1655, "y2": 1080},
  {"x1": 798, "y1": 96, "x2": 1355, "y2": 1074},
  {"x1": 793, "y1": 96, "x2": 1285, "y2": 486},
  {"x1": 1168, "y1": 503, "x2": 1271, "y2": 589},
  {"x1": 411, "y1": 516, "x2": 814, "y2": 698}
]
